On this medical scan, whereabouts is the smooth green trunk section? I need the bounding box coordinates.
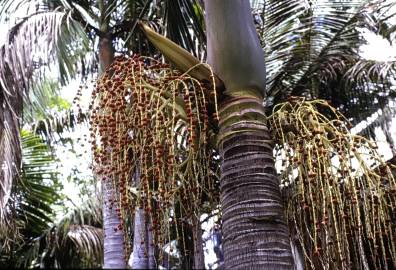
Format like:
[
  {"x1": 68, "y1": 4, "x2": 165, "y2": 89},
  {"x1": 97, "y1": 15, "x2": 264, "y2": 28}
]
[{"x1": 204, "y1": 0, "x2": 266, "y2": 98}]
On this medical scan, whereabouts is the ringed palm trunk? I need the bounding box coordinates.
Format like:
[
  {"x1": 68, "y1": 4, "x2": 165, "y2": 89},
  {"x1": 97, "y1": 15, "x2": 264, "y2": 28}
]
[
  {"x1": 193, "y1": 216, "x2": 205, "y2": 269},
  {"x1": 99, "y1": 30, "x2": 126, "y2": 268},
  {"x1": 204, "y1": 1, "x2": 293, "y2": 268},
  {"x1": 131, "y1": 210, "x2": 156, "y2": 269},
  {"x1": 132, "y1": 203, "x2": 149, "y2": 269},
  {"x1": 147, "y1": 218, "x2": 156, "y2": 269},
  {"x1": 103, "y1": 177, "x2": 127, "y2": 268},
  {"x1": 99, "y1": 25, "x2": 154, "y2": 268},
  {"x1": 132, "y1": 166, "x2": 156, "y2": 269}
]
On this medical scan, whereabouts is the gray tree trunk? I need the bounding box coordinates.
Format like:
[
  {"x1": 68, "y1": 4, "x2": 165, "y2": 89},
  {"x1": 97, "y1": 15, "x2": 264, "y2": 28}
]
[
  {"x1": 99, "y1": 16, "x2": 125, "y2": 267},
  {"x1": 132, "y1": 166, "x2": 156, "y2": 269},
  {"x1": 291, "y1": 240, "x2": 304, "y2": 270},
  {"x1": 132, "y1": 207, "x2": 149, "y2": 269},
  {"x1": 147, "y1": 216, "x2": 156, "y2": 269},
  {"x1": 103, "y1": 178, "x2": 127, "y2": 269},
  {"x1": 204, "y1": 1, "x2": 294, "y2": 269},
  {"x1": 193, "y1": 217, "x2": 205, "y2": 269}
]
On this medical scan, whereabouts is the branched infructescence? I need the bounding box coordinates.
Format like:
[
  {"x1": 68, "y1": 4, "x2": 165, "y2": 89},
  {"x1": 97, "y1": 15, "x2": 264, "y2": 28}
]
[
  {"x1": 88, "y1": 54, "x2": 219, "y2": 263},
  {"x1": 269, "y1": 97, "x2": 396, "y2": 269}
]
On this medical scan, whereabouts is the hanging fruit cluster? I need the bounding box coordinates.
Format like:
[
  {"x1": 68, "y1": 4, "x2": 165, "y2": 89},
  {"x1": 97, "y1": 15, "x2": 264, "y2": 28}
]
[
  {"x1": 88, "y1": 54, "x2": 218, "y2": 262},
  {"x1": 268, "y1": 97, "x2": 396, "y2": 270}
]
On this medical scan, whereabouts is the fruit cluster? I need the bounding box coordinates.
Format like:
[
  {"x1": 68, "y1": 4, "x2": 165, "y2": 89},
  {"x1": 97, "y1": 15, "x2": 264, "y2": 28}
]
[
  {"x1": 88, "y1": 54, "x2": 218, "y2": 261},
  {"x1": 269, "y1": 97, "x2": 396, "y2": 269}
]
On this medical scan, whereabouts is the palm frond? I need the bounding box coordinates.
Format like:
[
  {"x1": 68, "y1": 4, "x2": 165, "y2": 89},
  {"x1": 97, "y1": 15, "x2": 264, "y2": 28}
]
[
  {"x1": 0, "y1": 9, "x2": 88, "y2": 96},
  {"x1": 22, "y1": 77, "x2": 89, "y2": 141},
  {"x1": 163, "y1": 0, "x2": 206, "y2": 58},
  {"x1": 22, "y1": 79, "x2": 63, "y2": 124},
  {"x1": 67, "y1": 225, "x2": 103, "y2": 264},
  {"x1": 14, "y1": 196, "x2": 102, "y2": 268},
  {"x1": 356, "y1": 102, "x2": 396, "y2": 149},
  {"x1": 344, "y1": 59, "x2": 396, "y2": 87},
  {"x1": 0, "y1": 107, "x2": 20, "y2": 226},
  {"x1": 261, "y1": 0, "x2": 310, "y2": 91},
  {"x1": 31, "y1": 109, "x2": 89, "y2": 141},
  {"x1": 0, "y1": 3, "x2": 89, "y2": 223},
  {"x1": 1, "y1": 130, "x2": 59, "y2": 261},
  {"x1": 18, "y1": 131, "x2": 60, "y2": 235},
  {"x1": 265, "y1": 0, "x2": 367, "y2": 98},
  {"x1": 262, "y1": 0, "x2": 396, "y2": 124}
]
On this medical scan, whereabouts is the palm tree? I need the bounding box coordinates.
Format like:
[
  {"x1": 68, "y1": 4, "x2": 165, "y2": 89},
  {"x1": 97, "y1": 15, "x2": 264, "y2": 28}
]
[
  {"x1": 214, "y1": 1, "x2": 396, "y2": 268},
  {"x1": 141, "y1": 0, "x2": 396, "y2": 268},
  {"x1": 2, "y1": 0, "x2": 396, "y2": 268}
]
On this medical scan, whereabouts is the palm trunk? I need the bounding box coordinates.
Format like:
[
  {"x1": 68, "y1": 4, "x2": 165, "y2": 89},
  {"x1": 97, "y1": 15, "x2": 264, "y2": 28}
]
[
  {"x1": 204, "y1": 1, "x2": 293, "y2": 268},
  {"x1": 98, "y1": 8, "x2": 125, "y2": 265},
  {"x1": 99, "y1": 35, "x2": 114, "y2": 74},
  {"x1": 132, "y1": 207, "x2": 149, "y2": 269},
  {"x1": 132, "y1": 166, "x2": 156, "y2": 269},
  {"x1": 193, "y1": 217, "x2": 205, "y2": 269},
  {"x1": 100, "y1": 54, "x2": 127, "y2": 267},
  {"x1": 103, "y1": 179, "x2": 127, "y2": 268},
  {"x1": 131, "y1": 167, "x2": 146, "y2": 269},
  {"x1": 147, "y1": 217, "x2": 156, "y2": 269},
  {"x1": 290, "y1": 240, "x2": 304, "y2": 270},
  {"x1": 98, "y1": 0, "x2": 114, "y2": 74},
  {"x1": 218, "y1": 98, "x2": 293, "y2": 269}
]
